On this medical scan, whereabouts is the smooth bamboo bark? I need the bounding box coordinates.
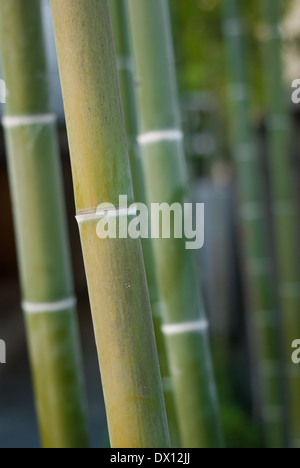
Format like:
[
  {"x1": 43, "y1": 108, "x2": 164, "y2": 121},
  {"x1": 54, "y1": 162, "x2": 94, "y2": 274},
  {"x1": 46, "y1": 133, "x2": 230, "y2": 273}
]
[
  {"x1": 0, "y1": 0, "x2": 88, "y2": 448},
  {"x1": 109, "y1": 0, "x2": 180, "y2": 448},
  {"x1": 221, "y1": 0, "x2": 287, "y2": 448},
  {"x1": 127, "y1": 0, "x2": 223, "y2": 448},
  {"x1": 50, "y1": 0, "x2": 170, "y2": 448},
  {"x1": 261, "y1": 0, "x2": 300, "y2": 448}
]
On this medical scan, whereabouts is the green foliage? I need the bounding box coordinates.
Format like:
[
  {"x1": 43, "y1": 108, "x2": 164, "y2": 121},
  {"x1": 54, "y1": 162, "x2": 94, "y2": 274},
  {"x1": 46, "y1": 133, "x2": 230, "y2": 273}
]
[{"x1": 171, "y1": 0, "x2": 293, "y2": 106}]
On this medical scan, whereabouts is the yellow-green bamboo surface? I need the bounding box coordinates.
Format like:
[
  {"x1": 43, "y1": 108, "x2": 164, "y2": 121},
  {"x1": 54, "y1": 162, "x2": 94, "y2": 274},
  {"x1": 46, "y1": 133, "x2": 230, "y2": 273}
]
[
  {"x1": 127, "y1": 0, "x2": 223, "y2": 448},
  {"x1": 261, "y1": 0, "x2": 300, "y2": 448},
  {"x1": 51, "y1": 0, "x2": 170, "y2": 448},
  {"x1": 109, "y1": 0, "x2": 181, "y2": 447},
  {"x1": 0, "y1": 0, "x2": 88, "y2": 448}
]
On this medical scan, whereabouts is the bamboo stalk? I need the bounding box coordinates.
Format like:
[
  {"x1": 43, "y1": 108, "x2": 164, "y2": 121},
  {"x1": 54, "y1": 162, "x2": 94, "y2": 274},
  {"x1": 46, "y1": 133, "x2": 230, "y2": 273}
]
[
  {"x1": 261, "y1": 0, "x2": 300, "y2": 448},
  {"x1": 127, "y1": 0, "x2": 223, "y2": 448},
  {"x1": 221, "y1": 0, "x2": 287, "y2": 448},
  {"x1": 109, "y1": 0, "x2": 181, "y2": 448},
  {"x1": 0, "y1": 0, "x2": 89, "y2": 448},
  {"x1": 50, "y1": 0, "x2": 170, "y2": 448}
]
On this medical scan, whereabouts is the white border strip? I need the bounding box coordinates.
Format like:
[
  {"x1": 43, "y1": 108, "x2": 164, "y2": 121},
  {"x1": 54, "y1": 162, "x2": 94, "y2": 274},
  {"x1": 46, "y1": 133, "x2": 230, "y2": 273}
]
[
  {"x1": 162, "y1": 319, "x2": 208, "y2": 336},
  {"x1": 2, "y1": 113, "x2": 56, "y2": 129},
  {"x1": 22, "y1": 296, "x2": 76, "y2": 314},
  {"x1": 76, "y1": 204, "x2": 138, "y2": 224},
  {"x1": 138, "y1": 129, "x2": 183, "y2": 146}
]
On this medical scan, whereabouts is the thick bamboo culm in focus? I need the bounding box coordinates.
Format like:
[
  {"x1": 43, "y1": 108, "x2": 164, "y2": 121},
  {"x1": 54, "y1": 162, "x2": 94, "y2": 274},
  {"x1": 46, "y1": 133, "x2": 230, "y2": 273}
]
[
  {"x1": 109, "y1": 0, "x2": 181, "y2": 448},
  {"x1": 127, "y1": 0, "x2": 223, "y2": 448},
  {"x1": 0, "y1": 0, "x2": 89, "y2": 448},
  {"x1": 50, "y1": 0, "x2": 170, "y2": 448},
  {"x1": 261, "y1": 0, "x2": 300, "y2": 448},
  {"x1": 221, "y1": 0, "x2": 286, "y2": 448}
]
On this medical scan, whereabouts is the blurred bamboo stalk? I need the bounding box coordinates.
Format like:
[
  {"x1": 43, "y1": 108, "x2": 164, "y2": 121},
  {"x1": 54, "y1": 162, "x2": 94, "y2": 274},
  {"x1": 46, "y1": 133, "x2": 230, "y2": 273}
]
[
  {"x1": 261, "y1": 0, "x2": 300, "y2": 448},
  {"x1": 109, "y1": 0, "x2": 181, "y2": 448},
  {"x1": 127, "y1": 0, "x2": 223, "y2": 448},
  {"x1": 50, "y1": 0, "x2": 170, "y2": 448},
  {"x1": 221, "y1": 0, "x2": 287, "y2": 448},
  {"x1": 0, "y1": 0, "x2": 89, "y2": 448}
]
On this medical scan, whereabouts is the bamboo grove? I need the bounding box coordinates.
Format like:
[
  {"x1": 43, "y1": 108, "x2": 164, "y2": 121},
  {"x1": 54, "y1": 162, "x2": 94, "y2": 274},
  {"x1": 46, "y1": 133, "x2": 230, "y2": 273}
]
[
  {"x1": 50, "y1": 0, "x2": 170, "y2": 448},
  {"x1": 261, "y1": 0, "x2": 300, "y2": 448},
  {"x1": 0, "y1": 0, "x2": 299, "y2": 450},
  {"x1": 109, "y1": 0, "x2": 181, "y2": 447},
  {"x1": 0, "y1": 0, "x2": 88, "y2": 448},
  {"x1": 126, "y1": 0, "x2": 223, "y2": 449},
  {"x1": 221, "y1": 0, "x2": 286, "y2": 448}
]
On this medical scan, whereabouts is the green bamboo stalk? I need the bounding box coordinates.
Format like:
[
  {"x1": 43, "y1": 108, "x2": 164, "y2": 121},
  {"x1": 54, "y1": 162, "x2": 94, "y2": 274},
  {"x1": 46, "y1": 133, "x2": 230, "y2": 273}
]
[
  {"x1": 127, "y1": 0, "x2": 223, "y2": 448},
  {"x1": 261, "y1": 0, "x2": 300, "y2": 448},
  {"x1": 109, "y1": 0, "x2": 181, "y2": 448},
  {"x1": 50, "y1": 0, "x2": 170, "y2": 448},
  {"x1": 221, "y1": 0, "x2": 287, "y2": 448},
  {"x1": 0, "y1": 0, "x2": 88, "y2": 448}
]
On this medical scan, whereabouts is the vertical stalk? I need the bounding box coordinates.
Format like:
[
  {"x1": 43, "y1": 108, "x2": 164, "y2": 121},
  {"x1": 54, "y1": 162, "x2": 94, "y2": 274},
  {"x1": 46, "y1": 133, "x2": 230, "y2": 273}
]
[
  {"x1": 109, "y1": 0, "x2": 180, "y2": 447},
  {"x1": 0, "y1": 0, "x2": 88, "y2": 448},
  {"x1": 221, "y1": 0, "x2": 287, "y2": 448},
  {"x1": 223, "y1": 0, "x2": 285, "y2": 448},
  {"x1": 127, "y1": 0, "x2": 223, "y2": 448},
  {"x1": 50, "y1": 0, "x2": 170, "y2": 448},
  {"x1": 261, "y1": 0, "x2": 300, "y2": 448}
]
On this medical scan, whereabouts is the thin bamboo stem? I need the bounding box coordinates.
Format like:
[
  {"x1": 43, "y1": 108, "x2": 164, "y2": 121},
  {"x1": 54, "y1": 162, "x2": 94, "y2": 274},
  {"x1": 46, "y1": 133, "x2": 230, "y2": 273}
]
[
  {"x1": 50, "y1": 0, "x2": 170, "y2": 448},
  {"x1": 261, "y1": 0, "x2": 300, "y2": 448},
  {"x1": 127, "y1": 0, "x2": 223, "y2": 448},
  {"x1": 109, "y1": 0, "x2": 181, "y2": 448},
  {"x1": 0, "y1": 0, "x2": 88, "y2": 448},
  {"x1": 221, "y1": 0, "x2": 287, "y2": 448}
]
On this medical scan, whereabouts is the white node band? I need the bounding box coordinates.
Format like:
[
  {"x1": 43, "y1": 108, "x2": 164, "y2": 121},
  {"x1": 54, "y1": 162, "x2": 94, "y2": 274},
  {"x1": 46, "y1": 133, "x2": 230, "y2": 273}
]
[
  {"x1": 2, "y1": 113, "x2": 56, "y2": 129},
  {"x1": 247, "y1": 258, "x2": 271, "y2": 276},
  {"x1": 162, "y1": 377, "x2": 174, "y2": 393},
  {"x1": 162, "y1": 319, "x2": 208, "y2": 336},
  {"x1": 254, "y1": 311, "x2": 276, "y2": 328},
  {"x1": 117, "y1": 56, "x2": 133, "y2": 71},
  {"x1": 268, "y1": 114, "x2": 288, "y2": 131},
  {"x1": 240, "y1": 202, "x2": 264, "y2": 220},
  {"x1": 138, "y1": 130, "x2": 183, "y2": 146},
  {"x1": 260, "y1": 360, "x2": 280, "y2": 376},
  {"x1": 76, "y1": 204, "x2": 138, "y2": 224},
  {"x1": 263, "y1": 405, "x2": 283, "y2": 421},
  {"x1": 231, "y1": 83, "x2": 247, "y2": 101},
  {"x1": 22, "y1": 296, "x2": 76, "y2": 314},
  {"x1": 280, "y1": 282, "x2": 300, "y2": 298},
  {"x1": 224, "y1": 19, "x2": 242, "y2": 37},
  {"x1": 273, "y1": 201, "x2": 295, "y2": 216},
  {"x1": 235, "y1": 143, "x2": 255, "y2": 162}
]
